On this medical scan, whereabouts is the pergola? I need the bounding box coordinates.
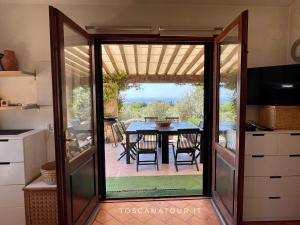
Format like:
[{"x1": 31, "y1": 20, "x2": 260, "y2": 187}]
[{"x1": 64, "y1": 44, "x2": 239, "y2": 84}]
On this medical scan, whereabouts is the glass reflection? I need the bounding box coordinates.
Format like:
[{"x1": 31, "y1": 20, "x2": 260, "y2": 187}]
[
  {"x1": 63, "y1": 24, "x2": 93, "y2": 161},
  {"x1": 218, "y1": 26, "x2": 239, "y2": 152}
]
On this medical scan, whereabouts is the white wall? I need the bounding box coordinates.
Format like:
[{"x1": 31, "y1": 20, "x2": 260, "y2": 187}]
[{"x1": 0, "y1": 2, "x2": 293, "y2": 158}]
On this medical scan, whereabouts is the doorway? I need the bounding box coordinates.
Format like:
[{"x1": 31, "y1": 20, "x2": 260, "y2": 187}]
[
  {"x1": 50, "y1": 6, "x2": 248, "y2": 225},
  {"x1": 99, "y1": 43, "x2": 208, "y2": 199}
]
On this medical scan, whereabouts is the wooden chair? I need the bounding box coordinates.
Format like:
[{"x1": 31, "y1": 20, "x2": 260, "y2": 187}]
[
  {"x1": 111, "y1": 123, "x2": 137, "y2": 161},
  {"x1": 144, "y1": 117, "x2": 158, "y2": 122},
  {"x1": 172, "y1": 129, "x2": 199, "y2": 172},
  {"x1": 136, "y1": 130, "x2": 159, "y2": 171}
]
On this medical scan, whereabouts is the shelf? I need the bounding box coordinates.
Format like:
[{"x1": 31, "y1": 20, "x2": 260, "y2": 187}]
[
  {"x1": 0, "y1": 104, "x2": 40, "y2": 111},
  {"x1": 0, "y1": 70, "x2": 36, "y2": 78}
]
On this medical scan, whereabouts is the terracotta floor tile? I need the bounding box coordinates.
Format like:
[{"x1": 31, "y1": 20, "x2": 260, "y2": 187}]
[
  {"x1": 105, "y1": 144, "x2": 203, "y2": 177},
  {"x1": 95, "y1": 209, "x2": 114, "y2": 223},
  {"x1": 146, "y1": 218, "x2": 168, "y2": 225},
  {"x1": 94, "y1": 199, "x2": 219, "y2": 225}
]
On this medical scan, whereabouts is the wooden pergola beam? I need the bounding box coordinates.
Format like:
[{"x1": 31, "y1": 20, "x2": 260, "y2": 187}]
[
  {"x1": 182, "y1": 48, "x2": 204, "y2": 75},
  {"x1": 119, "y1": 45, "x2": 129, "y2": 74},
  {"x1": 164, "y1": 45, "x2": 180, "y2": 74},
  {"x1": 102, "y1": 61, "x2": 110, "y2": 74},
  {"x1": 155, "y1": 45, "x2": 167, "y2": 74},
  {"x1": 146, "y1": 45, "x2": 152, "y2": 75},
  {"x1": 173, "y1": 45, "x2": 196, "y2": 75},
  {"x1": 134, "y1": 45, "x2": 139, "y2": 75},
  {"x1": 104, "y1": 45, "x2": 119, "y2": 72},
  {"x1": 125, "y1": 75, "x2": 203, "y2": 83}
]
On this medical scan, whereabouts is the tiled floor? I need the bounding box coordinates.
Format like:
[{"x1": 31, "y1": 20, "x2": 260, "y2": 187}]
[
  {"x1": 105, "y1": 144, "x2": 203, "y2": 177},
  {"x1": 93, "y1": 198, "x2": 221, "y2": 225}
]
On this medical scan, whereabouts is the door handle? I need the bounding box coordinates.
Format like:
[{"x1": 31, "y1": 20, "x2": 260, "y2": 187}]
[
  {"x1": 269, "y1": 197, "x2": 281, "y2": 199},
  {"x1": 252, "y1": 134, "x2": 264, "y2": 136},
  {"x1": 270, "y1": 176, "x2": 282, "y2": 179},
  {"x1": 0, "y1": 139, "x2": 9, "y2": 142},
  {"x1": 252, "y1": 155, "x2": 264, "y2": 158},
  {"x1": 0, "y1": 162, "x2": 10, "y2": 165},
  {"x1": 290, "y1": 133, "x2": 300, "y2": 136},
  {"x1": 289, "y1": 154, "x2": 300, "y2": 157}
]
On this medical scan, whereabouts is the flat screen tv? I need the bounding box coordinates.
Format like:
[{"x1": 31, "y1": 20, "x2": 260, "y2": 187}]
[{"x1": 247, "y1": 64, "x2": 300, "y2": 105}]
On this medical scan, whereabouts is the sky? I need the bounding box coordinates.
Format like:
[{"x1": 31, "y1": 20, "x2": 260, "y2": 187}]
[{"x1": 120, "y1": 83, "x2": 195, "y2": 100}]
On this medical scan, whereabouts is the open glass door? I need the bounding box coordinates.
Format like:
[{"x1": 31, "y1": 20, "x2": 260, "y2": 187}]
[
  {"x1": 212, "y1": 11, "x2": 248, "y2": 225},
  {"x1": 49, "y1": 6, "x2": 98, "y2": 225}
]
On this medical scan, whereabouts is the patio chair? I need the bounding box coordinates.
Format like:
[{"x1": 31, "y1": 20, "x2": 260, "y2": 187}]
[
  {"x1": 119, "y1": 121, "x2": 127, "y2": 133},
  {"x1": 172, "y1": 129, "x2": 200, "y2": 172},
  {"x1": 144, "y1": 117, "x2": 158, "y2": 122},
  {"x1": 111, "y1": 123, "x2": 137, "y2": 161},
  {"x1": 165, "y1": 117, "x2": 180, "y2": 122},
  {"x1": 136, "y1": 130, "x2": 159, "y2": 171}
]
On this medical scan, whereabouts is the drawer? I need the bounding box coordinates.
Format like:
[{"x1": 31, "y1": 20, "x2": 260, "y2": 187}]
[
  {"x1": 278, "y1": 133, "x2": 300, "y2": 155},
  {"x1": 0, "y1": 206, "x2": 26, "y2": 225},
  {"x1": 0, "y1": 162, "x2": 25, "y2": 185},
  {"x1": 245, "y1": 133, "x2": 277, "y2": 155},
  {"x1": 243, "y1": 196, "x2": 300, "y2": 221},
  {"x1": 0, "y1": 185, "x2": 24, "y2": 207},
  {"x1": 244, "y1": 176, "x2": 300, "y2": 198},
  {"x1": 245, "y1": 155, "x2": 300, "y2": 176},
  {"x1": 0, "y1": 139, "x2": 23, "y2": 162}
]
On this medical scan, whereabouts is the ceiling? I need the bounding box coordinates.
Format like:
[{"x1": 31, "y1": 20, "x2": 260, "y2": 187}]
[
  {"x1": 64, "y1": 43, "x2": 239, "y2": 84},
  {"x1": 0, "y1": 0, "x2": 295, "y2": 6}
]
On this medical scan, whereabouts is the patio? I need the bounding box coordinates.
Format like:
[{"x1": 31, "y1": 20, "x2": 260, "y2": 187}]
[{"x1": 105, "y1": 143, "x2": 203, "y2": 198}]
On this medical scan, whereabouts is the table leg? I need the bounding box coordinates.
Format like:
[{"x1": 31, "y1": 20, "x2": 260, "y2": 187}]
[
  {"x1": 158, "y1": 134, "x2": 162, "y2": 148},
  {"x1": 161, "y1": 133, "x2": 169, "y2": 164},
  {"x1": 126, "y1": 133, "x2": 130, "y2": 164}
]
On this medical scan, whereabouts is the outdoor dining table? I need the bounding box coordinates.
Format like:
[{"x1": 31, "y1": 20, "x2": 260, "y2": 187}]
[{"x1": 125, "y1": 121, "x2": 201, "y2": 164}]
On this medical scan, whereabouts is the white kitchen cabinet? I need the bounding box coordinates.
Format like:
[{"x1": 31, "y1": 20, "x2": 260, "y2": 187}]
[
  {"x1": 243, "y1": 131, "x2": 300, "y2": 221},
  {"x1": 0, "y1": 130, "x2": 47, "y2": 225}
]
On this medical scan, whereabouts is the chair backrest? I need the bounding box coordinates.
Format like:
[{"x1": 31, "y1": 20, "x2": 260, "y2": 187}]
[
  {"x1": 177, "y1": 128, "x2": 200, "y2": 149},
  {"x1": 144, "y1": 117, "x2": 158, "y2": 122},
  {"x1": 119, "y1": 121, "x2": 127, "y2": 134},
  {"x1": 136, "y1": 130, "x2": 158, "y2": 148},
  {"x1": 165, "y1": 117, "x2": 179, "y2": 122},
  {"x1": 111, "y1": 123, "x2": 123, "y2": 143}
]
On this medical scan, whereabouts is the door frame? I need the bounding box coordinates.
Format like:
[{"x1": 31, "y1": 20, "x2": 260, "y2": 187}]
[
  {"x1": 93, "y1": 35, "x2": 214, "y2": 200},
  {"x1": 211, "y1": 11, "x2": 248, "y2": 225}
]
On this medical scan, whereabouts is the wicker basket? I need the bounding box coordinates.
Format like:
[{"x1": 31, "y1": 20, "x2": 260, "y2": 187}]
[
  {"x1": 259, "y1": 106, "x2": 300, "y2": 130},
  {"x1": 40, "y1": 161, "x2": 56, "y2": 185}
]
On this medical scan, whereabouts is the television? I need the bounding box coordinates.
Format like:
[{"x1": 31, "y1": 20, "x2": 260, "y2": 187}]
[{"x1": 247, "y1": 64, "x2": 300, "y2": 105}]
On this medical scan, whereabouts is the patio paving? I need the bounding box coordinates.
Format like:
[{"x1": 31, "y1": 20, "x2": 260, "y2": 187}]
[{"x1": 105, "y1": 143, "x2": 203, "y2": 177}]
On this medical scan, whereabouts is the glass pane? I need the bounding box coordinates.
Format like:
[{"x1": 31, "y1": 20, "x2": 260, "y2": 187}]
[
  {"x1": 63, "y1": 24, "x2": 93, "y2": 161},
  {"x1": 217, "y1": 26, "x2": 240, "y2": 153}
]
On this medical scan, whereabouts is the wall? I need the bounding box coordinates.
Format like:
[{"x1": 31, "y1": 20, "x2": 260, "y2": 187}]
[
  {"x1": 288, "y1": 0, "x2": 300, "y2": 63},
  {"x1": 0, "y1": 2, "x2": 293, "y2": 159}
]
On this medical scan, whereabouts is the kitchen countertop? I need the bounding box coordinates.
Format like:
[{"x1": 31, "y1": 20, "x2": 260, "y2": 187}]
[{"x1": 0, "y1": 129, "x2": 46, "y2": 140}]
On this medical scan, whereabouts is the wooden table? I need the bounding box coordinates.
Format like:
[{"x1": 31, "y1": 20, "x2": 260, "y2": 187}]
[{"x1": 125, "y1": 121, "x2": 200, "y2": 164}]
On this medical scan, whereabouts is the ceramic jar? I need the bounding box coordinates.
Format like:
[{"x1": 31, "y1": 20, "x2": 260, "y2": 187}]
[{"x1": 0, "y1": 50, "x2": 18, "y2": 71}]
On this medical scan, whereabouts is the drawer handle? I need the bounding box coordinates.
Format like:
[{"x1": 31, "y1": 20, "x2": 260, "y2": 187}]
[
  {"x1": 270, "y1": 176, "x2": 282, "y2": 179},
  {"x1": 252, "y1": 134, "x2": 265, "y2": 136},
  {"x1": 252, "y1": 155, "x2": 264, "y2": 158},
  {"x1": 0, "y1": 139, "x2": 9, "y2": 142},
  {"x1": 0, "y1": 162, "x2": 10, "y2": 165},
  {"x1": 289, "y1": 154, "x2": 300, "y2": 157},
  {"x1": 290, "y1": 133, "x2": 300, "y2": 136},
  {"x1": 269, "y1": 197, "x2": 281, "y2": 199}
]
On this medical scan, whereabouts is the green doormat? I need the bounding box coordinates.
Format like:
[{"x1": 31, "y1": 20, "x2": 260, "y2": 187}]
[{"x1": 106, "y1": 175, "x2": 203, "y2": 198}]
